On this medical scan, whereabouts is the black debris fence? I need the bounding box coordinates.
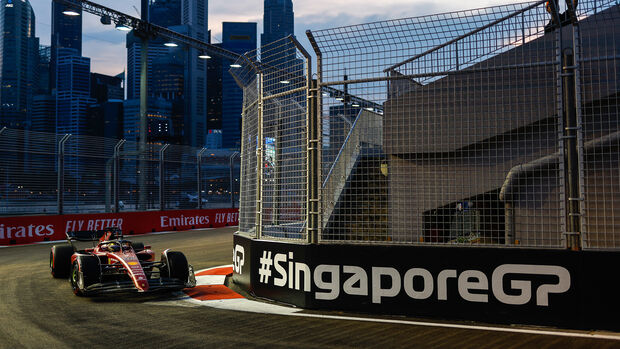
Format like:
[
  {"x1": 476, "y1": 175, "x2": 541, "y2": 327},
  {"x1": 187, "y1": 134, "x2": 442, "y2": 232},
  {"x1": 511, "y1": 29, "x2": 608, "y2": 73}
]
[{"x1": 0, "y1": 128, "x2": 240, "y2": 215}]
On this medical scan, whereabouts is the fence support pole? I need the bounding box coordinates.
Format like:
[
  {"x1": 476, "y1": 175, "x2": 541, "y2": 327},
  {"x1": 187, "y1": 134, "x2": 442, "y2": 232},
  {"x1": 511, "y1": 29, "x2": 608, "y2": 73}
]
[
  {"x1": 289, "y1": 35, "x2": 318, "y2": 243},
  {"x1": 307, "y1": 78, "x2": 320, "y2": 244},
  {"x1": 197, "y1": 148, "x2": 207, "y2": 209},
  {"x1": 57, "y1": 134, "x2": 71, "y2": 215},
  {"x1": 256, "y1": 73, "x2": 264, "y2": 239},
  {"x1": 230, "y1": 152, "x2": 240, "y2": 209},
  {"x1": 113, "y1": 139, "x2": 126, "y2": 213},
  {"x1": 159, "y1": 144, "x2": 169, "y2": 210},
  {"x1": 562, "y1": 48, "x2": 581, "y2": 251},
  {"x1": 306, "y1": 31, "x2": 323, "y2": 243}
]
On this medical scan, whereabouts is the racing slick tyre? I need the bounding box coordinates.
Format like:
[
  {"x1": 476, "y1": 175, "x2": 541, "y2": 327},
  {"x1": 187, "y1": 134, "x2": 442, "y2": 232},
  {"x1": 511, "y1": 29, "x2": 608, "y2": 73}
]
[
  {"x1": 50, "y1": 244, "x2": 74, "y2": 278},
  {"x1": 131, "y1": 242, "x2": 144, "y2": 252},
  {"x1": 161, "y1": 251, "x2": 189, "y2": 282},
  {"x1": 70, "y1": 255, "x2": 100, "y2": 296}
]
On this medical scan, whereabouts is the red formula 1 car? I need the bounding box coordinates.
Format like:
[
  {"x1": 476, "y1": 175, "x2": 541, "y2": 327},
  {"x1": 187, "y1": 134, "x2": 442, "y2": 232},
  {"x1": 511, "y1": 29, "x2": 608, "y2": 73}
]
[{"x1": 49, "y1": 228, "x2": 196, "y2": 296}]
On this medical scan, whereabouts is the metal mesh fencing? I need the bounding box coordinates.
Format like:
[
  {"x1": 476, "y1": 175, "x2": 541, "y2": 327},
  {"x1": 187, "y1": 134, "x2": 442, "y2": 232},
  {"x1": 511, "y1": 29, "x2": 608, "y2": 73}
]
[
  {"x1": 0, "y1": 127, "x2": 240, "y2": 216},
  {"x1": 0, "y1": 128, "x2": 60, "y2": 215},
  {"x1": 312, "y1": 0, "x2": 620, "y2": 248},
  {"x1": 576, "y1": 0, "x2": 620, "y2": 249},
  {"x1": 235, "y1": 0, "x2": 620, "y2": 249},
  {"x1": 232, "y1": 36, "x2": 310, "y2": 242},
  {"x1": 309, "y1": 0, "x2": 569, "y2": 246}
]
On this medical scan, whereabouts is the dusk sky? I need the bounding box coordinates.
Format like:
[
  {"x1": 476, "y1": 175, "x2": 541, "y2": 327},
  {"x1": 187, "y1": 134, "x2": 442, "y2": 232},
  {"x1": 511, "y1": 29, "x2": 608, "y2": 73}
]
[{"x1": 29, "y1": 0, "x2": 519, "y2": 76}]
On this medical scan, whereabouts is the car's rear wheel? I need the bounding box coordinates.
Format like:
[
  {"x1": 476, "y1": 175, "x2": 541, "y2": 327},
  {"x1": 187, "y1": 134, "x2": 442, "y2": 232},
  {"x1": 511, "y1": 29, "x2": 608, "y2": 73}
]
[
  {"x1": 50, "y1": 245, "x2": 74, "y2": 278},
  {"x1": 70, "y1": 256, "x2": 100, "y2": 296},
  {"x1": 161, "y1": 251, "x2": 189, "y2": 282}
]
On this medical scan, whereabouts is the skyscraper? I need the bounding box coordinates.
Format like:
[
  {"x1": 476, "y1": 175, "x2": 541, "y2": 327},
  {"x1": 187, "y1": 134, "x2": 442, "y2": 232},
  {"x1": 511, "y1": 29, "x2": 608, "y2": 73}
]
[
  {"x1": 182, "y1": 0, "x2": 209, "y2": 147},
  {"x1": 90, "y1": 72, "x2": 124, "y2": 104},
  {"x1": 206, "y1": 41, "x2": 223, "y2": 141},
  {"x1": 150, "y1": 0, "x2": 182, "y2": 28},
  {"x1": 50, "y1": 0, "x2": 82, "y2": 93},
  {"x1": 126, "y1": 0, "x2": 208, "y2": 147},
  {"x1": 0, "y1": 0, "x2": 38, "y2": 129},
  {"x1": 123, "y1": 98, "x2": 174, "y2": 143},
  {"x1": 221, "y1": 22, "x2": 257, "y2": 149},
  {"x1": 55, "y1": 48, "x2": 95, "y2": 137},
  {"x1": 262, "y1": 0, "x2": 294, "y2": 47},
  {"x1": 125, "y1": 33, "x2": 171, "y2": 100},
  {"x1": 37, "y1": 45, "x2": 51, "y2": 95},
  {"x1": 31, "y1": 95, "x2": 55, "y2": 133}
]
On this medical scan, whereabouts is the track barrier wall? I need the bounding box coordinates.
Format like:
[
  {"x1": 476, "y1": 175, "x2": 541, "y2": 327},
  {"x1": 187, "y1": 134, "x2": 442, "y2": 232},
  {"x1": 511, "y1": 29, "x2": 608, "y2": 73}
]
[
  {"x1": 0, "y1": 208, "x2": 239, "y2": 245},
  {"x1": 233, "y1": 234, "x2": 619, "y2": 331}
]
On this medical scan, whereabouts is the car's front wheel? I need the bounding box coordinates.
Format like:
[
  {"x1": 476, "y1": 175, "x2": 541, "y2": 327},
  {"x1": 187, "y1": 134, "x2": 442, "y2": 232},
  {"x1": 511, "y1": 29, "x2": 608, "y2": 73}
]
[
  {"x1": 161, "y1": 251, "x2": 189, "y2": 282},
  {"x1": 70, "y1": 256, "x2": 100, "y2": 296}
]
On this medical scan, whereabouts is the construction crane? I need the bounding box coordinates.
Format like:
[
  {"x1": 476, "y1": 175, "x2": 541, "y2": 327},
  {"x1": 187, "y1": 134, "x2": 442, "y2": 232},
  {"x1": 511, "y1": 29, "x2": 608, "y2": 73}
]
[{"x1": 56, "y1": 0, "x2": 241, "y2": 62}]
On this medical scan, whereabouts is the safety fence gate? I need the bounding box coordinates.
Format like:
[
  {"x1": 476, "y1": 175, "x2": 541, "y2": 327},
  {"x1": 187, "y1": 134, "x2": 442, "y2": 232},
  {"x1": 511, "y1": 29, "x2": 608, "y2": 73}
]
[{"x1": 233, "y1": 0, "x2": 620, "y2": 251}]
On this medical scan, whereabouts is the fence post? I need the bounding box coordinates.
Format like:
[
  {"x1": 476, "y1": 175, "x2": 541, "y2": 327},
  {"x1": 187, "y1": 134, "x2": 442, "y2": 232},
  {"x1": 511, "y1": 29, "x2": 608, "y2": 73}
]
[
  {"x1": 230, "y1": 151, "x2": 240, "y2": 209},
  {"x1": 289, "y1": 35, "x2": 317, "y2": 244},
  {"x1": 256, "y1": 73, "x2": 264, "y2": 239},
  {"x1": 159, "y1": 144, "x2": 170, "y2": 210},
  {"x1": 305, "y1": 31, "x2": 322, "y2": 244},
  {"x1": 112, "y1": 139, "x2": 125, "y2": 213},
  {"x1": 307, "y1": 78, "x2": 320, "y2": 244},
  {"x1": 197, "y1": 148, "x2": 207, "y2": 209},
  {"x1": 562, "y1": 47, "x2": 581, "y2": 251},
  {"x1": 57, "y1": 134, "x2": 71, "y2": 215}
]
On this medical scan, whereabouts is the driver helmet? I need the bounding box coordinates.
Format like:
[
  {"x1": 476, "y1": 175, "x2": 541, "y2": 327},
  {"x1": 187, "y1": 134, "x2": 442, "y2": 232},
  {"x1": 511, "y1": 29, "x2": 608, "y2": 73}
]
[{"x1": 105, "y1": 242, "x2": 120, "y2": 252}]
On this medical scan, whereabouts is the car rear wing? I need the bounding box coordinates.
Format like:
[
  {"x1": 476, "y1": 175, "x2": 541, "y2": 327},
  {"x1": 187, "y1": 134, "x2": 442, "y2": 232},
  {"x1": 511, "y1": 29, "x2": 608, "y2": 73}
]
[{"x1": 66, "y1": 228, "x2": 123, "y2": 242}]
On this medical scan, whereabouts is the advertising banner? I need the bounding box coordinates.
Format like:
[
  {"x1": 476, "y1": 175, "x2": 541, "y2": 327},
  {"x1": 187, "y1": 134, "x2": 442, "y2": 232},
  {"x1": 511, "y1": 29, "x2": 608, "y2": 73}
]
[
  {"x1": 233, "y1": 235, "x2": 620, "y2": 330},
  {"x1": 0, "y1": 209, "x2": 239, "y2": 245}
]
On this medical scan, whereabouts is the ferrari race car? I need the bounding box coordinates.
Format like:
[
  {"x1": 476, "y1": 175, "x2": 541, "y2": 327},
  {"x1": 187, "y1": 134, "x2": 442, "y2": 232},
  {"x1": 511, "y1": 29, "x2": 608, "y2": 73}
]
[{"x1": 49, "y1": 227, "x2": 196, "y2": 296}]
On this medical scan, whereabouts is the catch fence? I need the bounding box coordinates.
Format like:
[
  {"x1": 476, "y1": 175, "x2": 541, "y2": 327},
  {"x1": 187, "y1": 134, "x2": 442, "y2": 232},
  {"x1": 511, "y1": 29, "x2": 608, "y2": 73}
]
[
  {"x1": 235, "y1": 0, "x2": 620, "y2": 249},
  {"x1": 0, "y1": 128, "x2": 240, "y2": 215}
]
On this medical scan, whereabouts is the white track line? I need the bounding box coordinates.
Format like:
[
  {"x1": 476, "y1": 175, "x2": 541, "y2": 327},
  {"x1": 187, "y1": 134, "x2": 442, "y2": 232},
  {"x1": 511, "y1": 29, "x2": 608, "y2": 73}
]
[{"x1": 293, "y1": 313, "x2": 620, "y2": 341}]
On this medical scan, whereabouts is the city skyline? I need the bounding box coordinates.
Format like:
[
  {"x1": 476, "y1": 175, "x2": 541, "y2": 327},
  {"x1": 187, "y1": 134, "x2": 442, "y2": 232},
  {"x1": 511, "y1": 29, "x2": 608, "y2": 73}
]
[{"x1": 28, "y1": 0, "x2": 520, "y2": 76}]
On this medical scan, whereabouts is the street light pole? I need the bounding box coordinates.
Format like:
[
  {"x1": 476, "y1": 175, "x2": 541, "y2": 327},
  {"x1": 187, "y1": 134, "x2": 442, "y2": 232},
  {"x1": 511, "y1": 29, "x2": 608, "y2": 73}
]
[{"x1": 138, "y1": 0, "x2": 149, "y2": 211}]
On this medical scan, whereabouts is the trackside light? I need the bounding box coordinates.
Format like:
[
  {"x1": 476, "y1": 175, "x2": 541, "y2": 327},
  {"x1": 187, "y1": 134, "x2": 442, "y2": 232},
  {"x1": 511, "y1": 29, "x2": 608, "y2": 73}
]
[
  {"x1": 62, "y1": 10, "x2": 80, "y2": 16},
  {"x1": 115, "y1": 23, "x2": 132, "y2": 31}
]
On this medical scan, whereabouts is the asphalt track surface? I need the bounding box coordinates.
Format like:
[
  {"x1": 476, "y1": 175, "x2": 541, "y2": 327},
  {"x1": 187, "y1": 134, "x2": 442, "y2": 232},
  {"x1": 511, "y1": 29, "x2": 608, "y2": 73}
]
[{"x1": 1, "y1": 227, "x2": 619, "y2": 349}]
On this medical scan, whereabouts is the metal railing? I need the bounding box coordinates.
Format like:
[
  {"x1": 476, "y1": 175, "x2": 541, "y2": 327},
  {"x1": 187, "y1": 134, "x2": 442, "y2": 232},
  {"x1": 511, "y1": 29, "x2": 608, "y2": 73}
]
[
  {"x1": 234, "y1": 0, "x2": 620, "y2": 250},
  {"x1": 0, "y1": 128, "x2": 240, "y2": 215}
]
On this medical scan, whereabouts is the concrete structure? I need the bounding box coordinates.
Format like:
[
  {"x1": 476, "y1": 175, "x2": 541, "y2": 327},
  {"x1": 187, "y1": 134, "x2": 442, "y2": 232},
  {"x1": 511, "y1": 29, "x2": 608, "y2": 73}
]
[{"x1": 383, "y1": 12, "x2": 620, "y2": 247}]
